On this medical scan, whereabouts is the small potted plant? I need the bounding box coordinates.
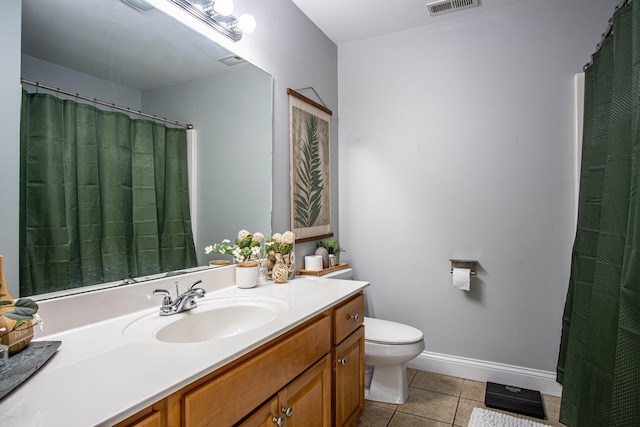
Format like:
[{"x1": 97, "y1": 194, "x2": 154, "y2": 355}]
[
  {"x1": 205, "y1": 230, "x2": 264, "y2": 288},
  {"x1": 205, "y1": 230, "x2": 264, "y2": 263}
]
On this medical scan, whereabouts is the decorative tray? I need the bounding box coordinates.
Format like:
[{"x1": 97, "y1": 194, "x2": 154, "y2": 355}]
[
  {"x1": 298, "y1": 263, "x2": 349, "y2": 277},
  {"x1": 0, "y1": 341, "x2": 61, "y2": 400}
]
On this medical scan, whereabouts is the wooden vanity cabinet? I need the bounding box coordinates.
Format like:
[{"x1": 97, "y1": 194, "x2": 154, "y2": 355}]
[
  {"x1": 116, "y1": 292, "x2": 366, "y2": 427},
  {"x1": 331, "y1": 294, "x2": 365, "y2": 427}
]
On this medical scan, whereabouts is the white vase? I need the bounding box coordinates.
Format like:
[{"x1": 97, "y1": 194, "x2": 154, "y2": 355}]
[
  {"x1": 235, "y1": 262, "x2": 258, "y2": 288},
  {"x1": 315, "y1": 247, "x2": 329, "y2": 268}
]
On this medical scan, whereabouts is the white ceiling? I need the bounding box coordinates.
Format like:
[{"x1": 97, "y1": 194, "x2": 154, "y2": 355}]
[{"x1": 290, "y1": 0, "x2": 527, "y2": 45}]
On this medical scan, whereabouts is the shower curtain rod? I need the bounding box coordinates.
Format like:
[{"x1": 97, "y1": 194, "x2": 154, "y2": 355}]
[
  {"x1": 20, "y1": 78, "x2": 193, "y2": 130},
  {"x1": 584, "y1": 0, "x2": 629, "y2": 71}
]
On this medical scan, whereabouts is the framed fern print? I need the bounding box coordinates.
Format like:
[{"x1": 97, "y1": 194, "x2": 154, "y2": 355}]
[{"x1": 288, "y1": 88, "x2": 333, "y2": 242}]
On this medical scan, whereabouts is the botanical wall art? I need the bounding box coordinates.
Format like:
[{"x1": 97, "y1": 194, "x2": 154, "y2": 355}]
[{"x1": 288, "y1": 88, "x2": 333, "y2": 242}]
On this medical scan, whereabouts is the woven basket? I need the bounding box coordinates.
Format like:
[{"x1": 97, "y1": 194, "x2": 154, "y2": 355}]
[
  {"x1": 0, "y1": 318, "x2": 34, "y2": 355},
  {"x1": 0, "y1": 255, "x2": 34, "y2": 355}
]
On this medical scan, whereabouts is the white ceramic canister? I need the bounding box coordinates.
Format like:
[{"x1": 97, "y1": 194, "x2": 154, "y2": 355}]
[
  {"x1": 304, "y1": 255, "x2": 324, "y2": 271},
  {"x1": 235, "y1": 262, "x2": 259, "y2": 288}
]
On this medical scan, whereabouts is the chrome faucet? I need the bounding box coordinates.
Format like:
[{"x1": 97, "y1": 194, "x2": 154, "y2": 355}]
[{"x1": 153, "y1": 280, "x2": 206, "y2": 316}]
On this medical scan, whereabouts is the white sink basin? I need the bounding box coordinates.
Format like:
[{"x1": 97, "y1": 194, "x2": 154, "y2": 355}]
[{"x1": 124, "y1": 295, "x2": 289, "y2": 344}]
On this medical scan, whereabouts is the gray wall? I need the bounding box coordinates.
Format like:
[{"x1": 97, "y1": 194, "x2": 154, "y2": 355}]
[{"x1": 337, "y1": 0, "x2": 617, "y2": 372}]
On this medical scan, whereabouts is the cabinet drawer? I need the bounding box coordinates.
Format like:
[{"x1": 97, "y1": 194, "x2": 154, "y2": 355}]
[
  {"x1": 183, "y1": 314, "x2": 331, "y2": 427},
  {"x1": 333, "y1": 294, "x2": 364, "y2": 345}
]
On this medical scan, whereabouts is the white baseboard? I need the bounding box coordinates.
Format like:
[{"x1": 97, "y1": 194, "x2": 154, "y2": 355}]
[{"x1": 406, "y1": 351, "x2": 563, "y2": 397}]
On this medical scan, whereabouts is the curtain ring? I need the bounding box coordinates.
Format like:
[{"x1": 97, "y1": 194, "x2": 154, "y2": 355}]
[{"x1": 35, "y1": 82, "x2": 39, "y2": 94}]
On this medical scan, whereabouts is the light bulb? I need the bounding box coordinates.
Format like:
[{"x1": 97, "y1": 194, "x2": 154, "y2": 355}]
[
  {"x1": 237, "y1": 14, "x2": 256, "y2": 33},
  {"x1": 213, "y1": 0, "x2": 234, "y2": 15}
]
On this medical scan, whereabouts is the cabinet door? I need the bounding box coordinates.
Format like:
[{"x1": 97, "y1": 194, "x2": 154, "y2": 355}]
[
  {"x1": 237, "y1": 397, "x2": 280, "y2": 427},
  {"x1": 333, "y1": 326, "x2": 364, "y2": 427},
  {"x1": 278, "y1": 354, "x2": 331, "y2": 427}
]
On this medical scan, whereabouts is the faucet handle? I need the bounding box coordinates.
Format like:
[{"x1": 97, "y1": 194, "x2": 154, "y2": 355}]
[
  {"x1": 188, "y1": 280, "x2": 206, "y2": 299},
  {"x1": 153, "y1": 289, "x2": 172, "y2": 307},
  {"x1": 188, "y1": 280, "x2": 203, "y2": 291}
]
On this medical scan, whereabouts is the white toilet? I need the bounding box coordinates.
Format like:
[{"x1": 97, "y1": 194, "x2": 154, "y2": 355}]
[{"x1": 323, "y1": 268, "x2": 425, "y2": 404}]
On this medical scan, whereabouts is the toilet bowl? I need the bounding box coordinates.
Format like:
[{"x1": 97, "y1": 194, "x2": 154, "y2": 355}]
[
  {"x1": 322, "y1": 268, "x2": 425, "y2": 404},
  {"x1": 364, "y1": 317, "x2": 424, "y2": 404}
]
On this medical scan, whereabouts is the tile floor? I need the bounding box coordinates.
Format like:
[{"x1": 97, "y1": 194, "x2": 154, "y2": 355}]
[{"x1": 356, "y1": 369, "x2": 566, "y2": 427}]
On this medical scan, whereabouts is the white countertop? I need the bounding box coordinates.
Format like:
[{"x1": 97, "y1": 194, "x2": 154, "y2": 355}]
[{"x1": 0, "y1": 272, "x2": 368, "y2": 427}]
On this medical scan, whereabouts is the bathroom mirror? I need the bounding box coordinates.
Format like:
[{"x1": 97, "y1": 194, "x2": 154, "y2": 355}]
[{"x1": 20, "y1": 0, "x2": 273, "y2": 298}]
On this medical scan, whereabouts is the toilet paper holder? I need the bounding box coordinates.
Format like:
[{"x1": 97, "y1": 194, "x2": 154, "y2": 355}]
[{"x1": 449, "y1": 259, "x2": 478, "y2": 276}]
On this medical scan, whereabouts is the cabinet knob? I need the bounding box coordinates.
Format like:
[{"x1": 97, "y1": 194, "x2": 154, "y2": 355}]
[
  {"x1": 350, "y1": 313, "x2": 360, "y2": 322},
  {"x1": 272, "y1": 416, "x2": 284, "y2": 427},
  {"x1": 282, "y1": 406, "x2": 294, "y2": 418},
  {"x1": 338, "y1": 358, "x2": 347, "y2": 366}
]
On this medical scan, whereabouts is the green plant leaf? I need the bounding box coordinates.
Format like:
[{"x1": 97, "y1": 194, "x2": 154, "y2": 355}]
[
  {"x1": 15, "y1": 298, "x2": 39, "y2": 312},
  {"x1": 294, "y1": 115, "x2": 324, "y2": 228},
  {"x1": 14, "y1": 306, "x2": 37, "y2": 317},
  {"x1": 3, "y1": 312, "x2": 34, "y2": 321},
  {"x1": 0, "y1": 300, "x2": 12, "y2": 306}
]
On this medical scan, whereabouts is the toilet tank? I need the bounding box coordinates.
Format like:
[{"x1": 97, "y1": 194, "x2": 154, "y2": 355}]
[
  {"x1": 322, "y1": 268, "x2": 354, "y2": 280},
  {"x1": 321, "y1": 268, "x2": 373, "y2": 317}
]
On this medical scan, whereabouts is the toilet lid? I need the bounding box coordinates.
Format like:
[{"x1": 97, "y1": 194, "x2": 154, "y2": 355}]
[{"x1": 364, "y1": 317, "x2": 424, "y2": 345}]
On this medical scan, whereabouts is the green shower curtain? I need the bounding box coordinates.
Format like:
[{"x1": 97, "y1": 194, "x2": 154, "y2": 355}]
[
  {"x1": 19, "y1": 91, "x2": 197, "y2": 296},
  {"x1": 557, "y1": 2, "x2": 640, "y2": 426}
]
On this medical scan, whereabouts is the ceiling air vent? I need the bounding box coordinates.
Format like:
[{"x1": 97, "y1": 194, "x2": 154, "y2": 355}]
[
  {"x1": 425, "y1": 0, "x2": 480, "y2": 17},
  {"x1": 218, "y1": 54, "x2": 247, "y2": 66}
]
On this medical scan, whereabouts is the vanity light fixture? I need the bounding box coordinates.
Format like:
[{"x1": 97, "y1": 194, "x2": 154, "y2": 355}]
[{"x1": 169, "y1": 0, "x2": 256, "y2": 41}]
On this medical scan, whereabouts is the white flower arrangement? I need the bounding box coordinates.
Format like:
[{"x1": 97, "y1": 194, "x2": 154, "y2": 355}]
[{"x1": 205, "y1": 230, "x2": 264, "y2": 263}]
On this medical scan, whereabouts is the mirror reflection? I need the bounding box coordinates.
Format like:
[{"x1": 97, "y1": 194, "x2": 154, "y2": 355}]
[{"x1": 20, "y1": 0, "x2": 273, "y2": 298}]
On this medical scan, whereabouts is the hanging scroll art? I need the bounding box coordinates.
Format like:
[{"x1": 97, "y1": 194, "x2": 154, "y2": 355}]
[{"x1": 288, "y1": 88, "x2": 333, "y2": 242}]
